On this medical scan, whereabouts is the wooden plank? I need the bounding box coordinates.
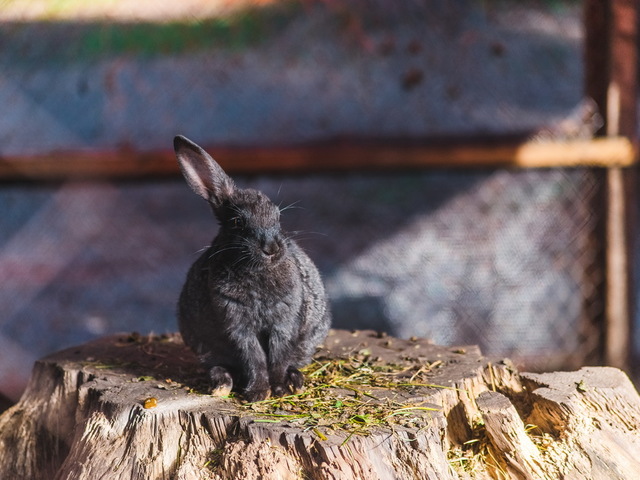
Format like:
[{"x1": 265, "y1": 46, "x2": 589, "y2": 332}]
[
  {"x1": 605, "y1": 169, "x2": 635, "y2": 368},
  {"x1": 585, "y1": 0, "x2": 638, "y2": 370},
  {"x1": 0, "y1": 137, "x2": 635, "y2": 181},
  {"x1": 584, "y1": 0, "x2": 610, "y2": 138}
]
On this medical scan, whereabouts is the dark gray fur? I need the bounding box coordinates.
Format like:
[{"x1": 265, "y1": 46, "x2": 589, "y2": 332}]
[{"x1": 174, "y1": 135, "x2": 331, "y2": 402}]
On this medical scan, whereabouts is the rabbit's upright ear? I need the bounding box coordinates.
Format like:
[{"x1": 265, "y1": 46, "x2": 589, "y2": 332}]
[{"x1": 174, "y1": 135, "x2": 235, "y2": 207}]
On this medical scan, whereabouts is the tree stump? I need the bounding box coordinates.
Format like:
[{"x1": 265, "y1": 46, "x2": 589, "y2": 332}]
[{"x1": 0, "y1": 329, "x2": 639, "y2": 480}]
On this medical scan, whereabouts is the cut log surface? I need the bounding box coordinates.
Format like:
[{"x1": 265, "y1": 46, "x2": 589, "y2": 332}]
[{"x1": 0, "y1": 330, "x2": 639, "y2": 480}]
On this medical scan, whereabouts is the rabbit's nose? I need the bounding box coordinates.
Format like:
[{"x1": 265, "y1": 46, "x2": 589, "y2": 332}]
[{"x1": 261, "y1": 238, "x2": 281, "y2": 257}]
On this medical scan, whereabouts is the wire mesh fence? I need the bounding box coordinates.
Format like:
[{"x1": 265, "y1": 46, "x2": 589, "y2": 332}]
[
  {"x1": 0, "y1": 0, "x2": 584, "y2": 153},
  {"x1": 0, "y1": 167, "x2": 609, "y2": 387},
  {"x1": 286, "y1": 167, "x2": 608, "y2": 372},
  {"x1": 0, "y1": 0, "x2": 632, "y2": 397}
]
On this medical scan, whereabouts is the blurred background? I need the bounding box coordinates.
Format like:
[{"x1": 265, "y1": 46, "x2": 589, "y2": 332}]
[{"x1": 0, "y1": 0, "x2": 638, "y2": 404}]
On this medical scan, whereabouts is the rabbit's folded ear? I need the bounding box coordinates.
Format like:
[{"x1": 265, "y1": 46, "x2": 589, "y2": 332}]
[{"x1": 174, "y1": 135, "x2": 235, "y2": 207}]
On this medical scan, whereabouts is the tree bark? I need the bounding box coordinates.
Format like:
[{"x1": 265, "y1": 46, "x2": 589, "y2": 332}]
[{"x1": 0, "y1": 329, "x2": 639, "y2": 479}]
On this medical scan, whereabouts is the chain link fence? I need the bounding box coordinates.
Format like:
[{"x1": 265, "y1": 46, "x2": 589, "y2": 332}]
[
  {"x1": 283, "y1": 167, "x2": 607, "y2": 372},
  {"x1": 0, "y1": 0, "x2": 629, "y2": 398}
]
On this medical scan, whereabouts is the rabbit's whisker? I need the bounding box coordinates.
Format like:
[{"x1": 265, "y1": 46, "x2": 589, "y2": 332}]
[
  {"x1": 208, "y1": 244, "x2": 245, "y2": 259},
  {"x1": 230, "y1": 252, "x2": 253, "y2": 267},
  {"x1": 279, "y1": 200, "x2": 304, "y2": 213},
  {"x1": 285, "y1": 231, "x2": 328, "y2": 242}
]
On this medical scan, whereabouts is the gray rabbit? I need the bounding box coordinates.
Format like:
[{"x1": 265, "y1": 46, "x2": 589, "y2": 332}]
[{"x1": 174, "y1": 135, "x2": 331, "y2": 402}]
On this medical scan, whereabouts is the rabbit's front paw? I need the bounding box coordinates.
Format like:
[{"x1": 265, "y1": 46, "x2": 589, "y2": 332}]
[
  {"x1": 271, "y1": 367, "x2": 305, "y2": 397},
  {"x1": 285, "y1": 366, "x2": 305, "y2": 391},
  {"x1": 243, "y1": 387, "x2": 270, "y2": 403},
  {"x1": 209, "y1": 366, "x2": 233, "y2": 397}
]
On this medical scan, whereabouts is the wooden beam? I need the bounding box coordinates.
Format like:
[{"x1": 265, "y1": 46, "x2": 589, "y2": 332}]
[
  {"x1": 585, "y1": 0, "x2": 638, "y2": 370},
  {"x1": 0, "y1": 137, "x2": 635, "y2": 181}
]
